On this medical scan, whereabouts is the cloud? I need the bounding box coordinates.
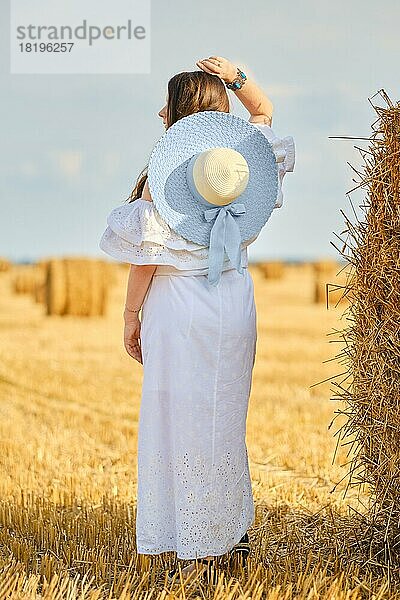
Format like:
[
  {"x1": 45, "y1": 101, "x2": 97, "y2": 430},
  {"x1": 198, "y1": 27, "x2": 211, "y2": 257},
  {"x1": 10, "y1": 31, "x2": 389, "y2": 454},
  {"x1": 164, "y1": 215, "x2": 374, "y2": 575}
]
[{"x1": 51, "y1": 150, "x2": 83, "y2": 180}]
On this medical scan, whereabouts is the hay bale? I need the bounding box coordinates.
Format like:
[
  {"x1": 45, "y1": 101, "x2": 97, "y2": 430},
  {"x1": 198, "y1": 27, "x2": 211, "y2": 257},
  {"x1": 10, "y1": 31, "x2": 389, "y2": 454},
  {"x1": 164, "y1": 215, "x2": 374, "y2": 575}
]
[
  {"x1": 46, "y1": 259, "x2": 68, "y2": 315},
  {"x1": 13, "y1": 265, "x2": 42, "y2": 295},
  {"x1": 314, "y1": 278, "x2": 327, "y2": 305},
  {"x1": 329, "y1": 91, "x2": 400, "y2": 563},
  {"x1": 258, "y1": 260, "x2": 285, "y2": 279},
  {"x1": 314, "y1": 263, "x2": 352, "y2": 307},
  {"x1": 252, "y1": 262, "x2": 264, "y2": 278},
  {"x1": 86, "y1": 260, "x2": 102, "y2": 316},
  {"x1": 34, "y1": 281, "x2": 46, "y2": 304},
  {"x1": 83, "y1": 259, "x2": 110, "y2": 316},
  {"x1": 0, "y1": 258, "x2": 11, "y2": 272},
  {"x1": 104, "y1": 261, "x2": 119, "y2": 287},
  {"x1": 45, "y1": 258, "x2": 110, "y2": 316},
  {"x1": 313, "y1": 277, "x2": 349, "y2": 307},
  {"x1": 312, "y1": 259, "x2": 340, "y2": 277},
  {"x1": 299, "y1": 261, "x2": 315, "y2": 276},
  {"x1": 29, "y1": 262, "x2": 48, "y2": 303},
  {"x1": 64, "y1": 258, "x2": 93, "y2": 316},
  {"x1": 36, "y1": 258, "x2": 51, "y2": 273}
]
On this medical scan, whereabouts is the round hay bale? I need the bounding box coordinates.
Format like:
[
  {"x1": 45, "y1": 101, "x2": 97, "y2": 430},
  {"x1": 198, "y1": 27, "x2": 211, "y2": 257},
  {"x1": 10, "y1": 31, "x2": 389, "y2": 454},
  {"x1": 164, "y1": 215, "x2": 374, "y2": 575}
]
[
  {"x1": 86, "y1": 259, "x2": 109, "y2": 316},
  {"x1": 45, "y1": 258, "x2": 110, "y2": 317},
  {"x1": 295, "y1": 261, "x2": 314, "y2": 276},
  {"x1": 312, "y1": 259, "x2": 340, "y2": 277},
  {"x1": 36, "y1": 259, "x2": 51, "y2": 270},
  {"x1": 64, "y1": 258, "x2": 93, "y2": 316},
  {"x1": 247, "y1": 263, "x2": 265, "y2": 286},
  {"x1": 0, "y1": 258, "x2": 11, "y2": 272},
  {"x1": 32, "y1": 260, "x2": 49, "y2": 303},
  {"x1": 13, "y1": 271, "x2": 26, "y2": 294},
  {"x1": 328, "y1": 93, "x2": 400, "y2": 556},
  {"x1": 32, "y1": 264, "x2": 47, "y2": 303},
  {"x1": 104, "y1": 261, "x2": 118, "y2": 287},
  {"x1": 13, "y1": 266, "x2": 39, "y2": 295},
  {"x1": 314, "y1": 275, "x2": 350, "y2": 307},
  {"x1": 34, "y1": 281, "x2": 46, "y2": 304},
  {"x1": 258, "y1": 261, "x2": 285, "y2": 279},
  {"x1": 46, "y1": 259, "x2": 67, "y2": 315}
]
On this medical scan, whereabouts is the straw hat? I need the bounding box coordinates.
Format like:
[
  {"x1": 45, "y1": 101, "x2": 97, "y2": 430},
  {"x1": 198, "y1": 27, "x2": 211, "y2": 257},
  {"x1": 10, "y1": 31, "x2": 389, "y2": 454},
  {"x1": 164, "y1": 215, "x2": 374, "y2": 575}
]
[{"x1": 147, "y1": 110, "x2": 279, "y2": 285}]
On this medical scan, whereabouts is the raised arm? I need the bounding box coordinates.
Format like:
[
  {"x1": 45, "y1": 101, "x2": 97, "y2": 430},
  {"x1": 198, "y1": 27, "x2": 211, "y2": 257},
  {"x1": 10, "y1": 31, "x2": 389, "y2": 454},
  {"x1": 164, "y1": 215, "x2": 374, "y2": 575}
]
[{"x1": 196, "y1": 56, "x2": 273, "y2": 126}]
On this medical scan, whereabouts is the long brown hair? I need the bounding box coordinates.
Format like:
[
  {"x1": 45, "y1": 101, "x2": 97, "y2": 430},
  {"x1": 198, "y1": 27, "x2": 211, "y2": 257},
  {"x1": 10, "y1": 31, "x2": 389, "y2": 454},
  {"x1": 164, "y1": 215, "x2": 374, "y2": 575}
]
[{"x1": 126, "y1": 71, "x2": 230, "y2": 203}]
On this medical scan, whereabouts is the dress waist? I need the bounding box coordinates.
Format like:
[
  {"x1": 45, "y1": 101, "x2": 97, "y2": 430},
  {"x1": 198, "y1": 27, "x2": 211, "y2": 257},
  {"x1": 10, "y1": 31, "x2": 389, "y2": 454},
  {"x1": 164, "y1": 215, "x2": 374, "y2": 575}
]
[{"x1": 154, "y1": 264, "x2": 248, "y2": 277}]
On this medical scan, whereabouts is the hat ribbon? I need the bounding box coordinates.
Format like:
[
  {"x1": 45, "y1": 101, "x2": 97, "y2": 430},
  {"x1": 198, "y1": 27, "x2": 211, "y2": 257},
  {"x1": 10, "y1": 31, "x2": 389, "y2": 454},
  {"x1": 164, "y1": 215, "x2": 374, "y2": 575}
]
[{"x1": 204, "y1": 203, "x2": 246, "y2": 286}]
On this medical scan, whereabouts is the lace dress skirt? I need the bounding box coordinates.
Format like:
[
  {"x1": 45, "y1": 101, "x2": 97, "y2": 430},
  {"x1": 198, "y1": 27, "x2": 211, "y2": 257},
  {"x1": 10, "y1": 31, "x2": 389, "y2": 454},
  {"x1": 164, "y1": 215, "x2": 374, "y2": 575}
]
[{"x1": 136, "y1": 265, "x2": 257, "y2": 559}]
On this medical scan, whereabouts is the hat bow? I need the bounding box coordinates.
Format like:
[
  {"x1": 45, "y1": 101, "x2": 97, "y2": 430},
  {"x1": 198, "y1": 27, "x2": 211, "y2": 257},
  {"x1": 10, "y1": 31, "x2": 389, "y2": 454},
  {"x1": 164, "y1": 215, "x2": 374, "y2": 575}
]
[{"x1": 204, "y1": 202, "x2": 246, "y2": 286}]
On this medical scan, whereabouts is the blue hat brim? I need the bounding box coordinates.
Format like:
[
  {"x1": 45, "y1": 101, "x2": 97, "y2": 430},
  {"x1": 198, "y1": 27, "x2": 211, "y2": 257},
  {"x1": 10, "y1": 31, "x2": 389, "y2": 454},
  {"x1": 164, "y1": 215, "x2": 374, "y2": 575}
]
[{"x1": 147, "y1": 110, "x2": 279, "y2": 246}]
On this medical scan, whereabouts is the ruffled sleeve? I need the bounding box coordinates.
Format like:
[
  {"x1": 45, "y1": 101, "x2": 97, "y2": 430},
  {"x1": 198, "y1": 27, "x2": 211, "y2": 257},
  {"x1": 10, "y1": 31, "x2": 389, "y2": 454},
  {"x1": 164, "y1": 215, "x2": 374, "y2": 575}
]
[
  {"x1": 99, "y1": 199, "x2": 254, "y2": 269},
  {"x1": 249, "y1": 120, "x2": 295, "y2": 209}
]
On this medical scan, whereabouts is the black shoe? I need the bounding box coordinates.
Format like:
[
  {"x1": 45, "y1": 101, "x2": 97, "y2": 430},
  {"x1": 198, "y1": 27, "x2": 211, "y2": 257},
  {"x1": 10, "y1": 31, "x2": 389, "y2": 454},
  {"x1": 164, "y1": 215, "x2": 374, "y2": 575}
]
[
  {"x1": 198, "y1": 558, "x2": 218, "y2": 585},
  {"x1": 229, "y1": 532, "x2": 250, "y2": 566}
]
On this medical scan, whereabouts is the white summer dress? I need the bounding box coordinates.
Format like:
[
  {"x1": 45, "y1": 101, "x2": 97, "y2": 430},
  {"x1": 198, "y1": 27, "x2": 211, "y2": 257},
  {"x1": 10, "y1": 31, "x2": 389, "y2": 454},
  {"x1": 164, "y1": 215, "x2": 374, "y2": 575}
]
[{"x1": 99, "y1": 121, "x2": 295, "y2": 560}]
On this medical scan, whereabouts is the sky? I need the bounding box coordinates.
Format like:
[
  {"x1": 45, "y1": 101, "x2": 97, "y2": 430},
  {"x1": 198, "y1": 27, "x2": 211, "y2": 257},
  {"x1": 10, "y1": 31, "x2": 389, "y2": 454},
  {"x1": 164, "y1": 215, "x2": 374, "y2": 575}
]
[{"x1": 0, "y1": 0, "x2": 399, "y2": 263}]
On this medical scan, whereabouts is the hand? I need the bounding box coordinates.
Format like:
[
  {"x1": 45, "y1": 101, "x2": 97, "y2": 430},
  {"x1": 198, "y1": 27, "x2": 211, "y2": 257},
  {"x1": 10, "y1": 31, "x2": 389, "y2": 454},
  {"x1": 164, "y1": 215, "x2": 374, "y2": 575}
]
[
  {"x1": 124, "y1": 315, "x2": 143, "y2": 364},
  {"x1": 196, "y1": 56, "x2": 237, "y2": 84}
]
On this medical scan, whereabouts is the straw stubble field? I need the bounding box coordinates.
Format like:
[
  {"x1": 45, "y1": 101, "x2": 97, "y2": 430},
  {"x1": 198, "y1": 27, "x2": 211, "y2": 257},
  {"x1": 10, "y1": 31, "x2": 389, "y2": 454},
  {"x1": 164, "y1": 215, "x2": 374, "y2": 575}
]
[{"x1": 0, "y1": 261, "x2": 389, "y2": 599}]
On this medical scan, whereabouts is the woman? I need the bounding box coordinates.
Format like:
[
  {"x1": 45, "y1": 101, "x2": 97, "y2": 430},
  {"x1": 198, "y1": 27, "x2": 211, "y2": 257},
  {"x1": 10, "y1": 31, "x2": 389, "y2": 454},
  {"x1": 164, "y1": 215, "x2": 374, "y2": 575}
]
[{"x1": 99, "y1": 55, "x2": 295, "y2": 583}]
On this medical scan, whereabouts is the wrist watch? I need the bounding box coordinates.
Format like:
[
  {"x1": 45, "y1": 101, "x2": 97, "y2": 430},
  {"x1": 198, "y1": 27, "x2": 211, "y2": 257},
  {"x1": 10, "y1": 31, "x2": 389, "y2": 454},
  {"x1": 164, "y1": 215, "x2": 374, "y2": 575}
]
[{"x1": 225, "y1": 68, "x2": 247, "y2": 91}]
